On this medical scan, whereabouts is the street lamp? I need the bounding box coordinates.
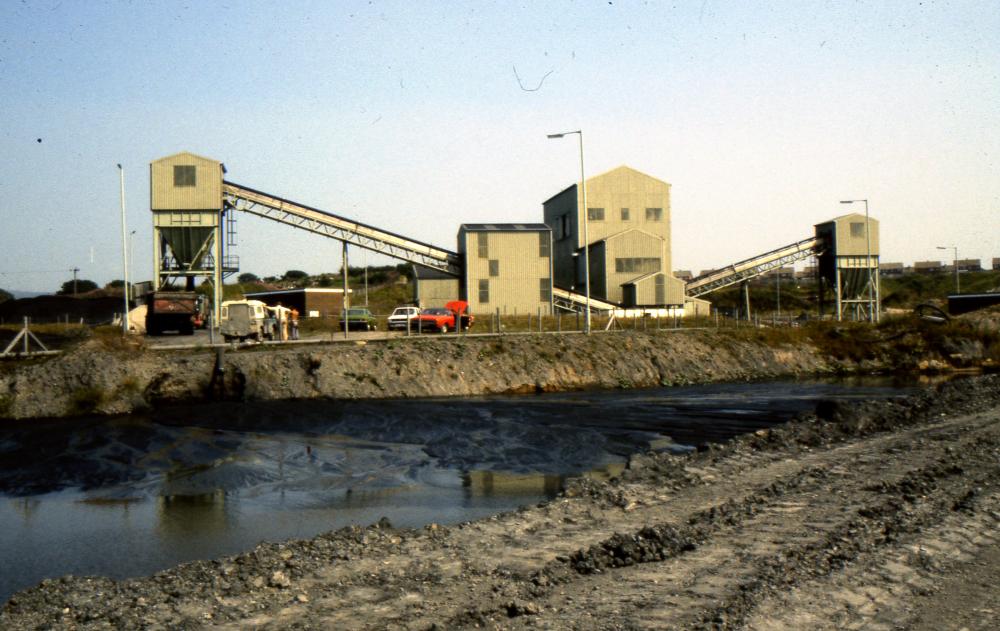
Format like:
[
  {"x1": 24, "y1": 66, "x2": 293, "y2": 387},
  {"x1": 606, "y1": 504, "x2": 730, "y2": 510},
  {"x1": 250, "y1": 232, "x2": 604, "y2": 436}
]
[
  {"x1": 117, "y1": 164, "x2": 129, "y2": 335},
  {"x1": 839, "y1": 199, "x2": 876, "y2": 322},
  {"x1": 936, "y1": 245, "x2": 959, "y2": 293},
  {"x1": 548, "y1": 130, "x2": 591, "y2": 334}
]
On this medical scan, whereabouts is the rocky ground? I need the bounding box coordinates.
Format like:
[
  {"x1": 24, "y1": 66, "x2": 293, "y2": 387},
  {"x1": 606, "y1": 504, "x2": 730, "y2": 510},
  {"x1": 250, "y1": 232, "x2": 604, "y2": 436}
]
[
  {"x1": 3, "y1": 314, "x2": 998, "y2": 420},
  {"x1": 3, "y1": 375, "x2": 999, "y2": 630}
]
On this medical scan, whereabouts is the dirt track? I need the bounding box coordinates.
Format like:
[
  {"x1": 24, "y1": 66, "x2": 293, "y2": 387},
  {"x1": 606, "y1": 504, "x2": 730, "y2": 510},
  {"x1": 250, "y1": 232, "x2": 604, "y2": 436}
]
[{"x1": 3, "y1": 375, "x2": 999, "y2": 630}]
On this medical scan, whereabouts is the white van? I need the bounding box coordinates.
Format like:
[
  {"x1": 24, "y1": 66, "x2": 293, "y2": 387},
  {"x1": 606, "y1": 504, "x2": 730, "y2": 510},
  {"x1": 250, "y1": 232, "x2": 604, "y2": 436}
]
[{"x1": 220, "y1": 300, "x2": 269, "y2": 342}]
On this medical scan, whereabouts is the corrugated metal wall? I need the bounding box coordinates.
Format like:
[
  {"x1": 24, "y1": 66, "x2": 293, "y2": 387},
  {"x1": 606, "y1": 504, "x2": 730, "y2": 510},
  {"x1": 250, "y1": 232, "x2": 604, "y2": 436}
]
[
  {"x1": 460, "y1": 229, "x2": 553, "y2": 315},
  {"x1": 150, "y1": 152, "x2": 224, "y2": 211}
]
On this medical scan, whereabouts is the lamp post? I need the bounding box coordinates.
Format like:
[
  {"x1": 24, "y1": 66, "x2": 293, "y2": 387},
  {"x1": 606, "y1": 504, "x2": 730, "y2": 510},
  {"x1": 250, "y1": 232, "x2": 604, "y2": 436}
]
[
  {"x1": 936, "y1": 245, "x2": 959, "y2": 293},
  {"x1": 839, "y1": 199, "x2": 875, "y2": 322},
  {"x1": 117, "y1": 164, "x2": 129, "y2": 335},
  {"x1": 547, "y1": 130, "x2": 591, "y2": 334}
]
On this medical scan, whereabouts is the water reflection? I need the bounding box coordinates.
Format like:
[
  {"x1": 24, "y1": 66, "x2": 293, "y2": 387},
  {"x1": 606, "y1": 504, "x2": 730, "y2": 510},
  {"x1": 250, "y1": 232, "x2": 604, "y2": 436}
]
[{"x1": 0, "y1": 378, "x2": 921, "y2": 603}]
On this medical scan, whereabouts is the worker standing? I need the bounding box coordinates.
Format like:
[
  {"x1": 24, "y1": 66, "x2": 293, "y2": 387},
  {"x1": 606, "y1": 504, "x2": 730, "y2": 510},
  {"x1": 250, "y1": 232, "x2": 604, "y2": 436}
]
[{"x1": 290, "y1": 308, "x2": 300, "y2": 340}]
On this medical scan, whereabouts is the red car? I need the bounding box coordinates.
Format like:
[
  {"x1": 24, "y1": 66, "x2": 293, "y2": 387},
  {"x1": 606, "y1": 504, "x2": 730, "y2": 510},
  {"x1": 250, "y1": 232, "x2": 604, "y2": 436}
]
[{"x1": 416, "y1": 300, "x2": 474, "y2": 333}]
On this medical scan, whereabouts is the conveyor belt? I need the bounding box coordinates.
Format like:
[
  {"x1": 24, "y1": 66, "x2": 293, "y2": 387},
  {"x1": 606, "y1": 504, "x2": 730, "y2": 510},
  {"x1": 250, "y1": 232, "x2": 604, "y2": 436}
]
[
  {"x1": 222, "y1": 181, "x2": 461, "y2": 276},
  {"x1": 686, "y1": 237, "x2": 822, "y2": 298},
  {"x1": 552, "y1": 287, "x2": 619, "y2": 313}
]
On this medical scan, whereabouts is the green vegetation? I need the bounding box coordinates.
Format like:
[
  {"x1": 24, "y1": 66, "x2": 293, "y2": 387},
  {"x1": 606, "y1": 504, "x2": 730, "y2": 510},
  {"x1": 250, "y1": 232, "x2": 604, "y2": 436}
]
[
  {"x1": 57, "y1": 279, "x2": 98, "y2": 295},
  {"x1": 0, "y1": 288, "x2": 12, "y2": 304},
  {"x1": 69, "y1": 385, "x2": 106, "y2": 415}
]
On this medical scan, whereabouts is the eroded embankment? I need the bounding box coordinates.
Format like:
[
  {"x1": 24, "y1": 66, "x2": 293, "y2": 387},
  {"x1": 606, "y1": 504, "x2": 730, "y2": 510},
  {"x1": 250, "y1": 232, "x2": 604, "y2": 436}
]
[
  {"x1": 0, "y1": 320, "x2": 996, "y2": 420},
  {"x1": 0, "y1": 329, "x2": 834, "y2": 420}
]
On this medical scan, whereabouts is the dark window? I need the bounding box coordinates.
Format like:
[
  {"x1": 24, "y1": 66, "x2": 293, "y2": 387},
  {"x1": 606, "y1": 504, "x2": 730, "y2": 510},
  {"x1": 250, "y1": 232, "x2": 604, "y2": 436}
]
[
  {"x1": 477, "y1": 233, "x2": 488, "y2": 258},
  {"x1": 540, "y1": 278, "x2": 551, "y2": 302},
  {"x1": 489, "y1": 259, "x2": 499, "y2": 277},
  {"x1": 174, "y1": 165, "x2": 196, "y2": 187},
  {"x1": 559, "y1": 213, "x2": 570, "y2": 239},
  {"x1": 621, "y1": 207, "x2": 630, "y2": 221},
  {"x1": 588, "y1": 207, "x2": 605, "y2": 221},
  {"x1": 615, "y1": 258, "x2": 661, "y2": 274},
  {"x1": 655, "y1": 274, "x2": 665, "y2": 304},
  {"x1": 539, "y1": 232, "x2": 550, "y2": 257},
  {"x1": 478, "y1": 279, "x2": 489, "y2": 303},
  {"x1": 850, "y1": 222, "x2": 865, "y2": 238},
  {"x1": 645, "y1": 207, "x2": 663, "y2": 221}
]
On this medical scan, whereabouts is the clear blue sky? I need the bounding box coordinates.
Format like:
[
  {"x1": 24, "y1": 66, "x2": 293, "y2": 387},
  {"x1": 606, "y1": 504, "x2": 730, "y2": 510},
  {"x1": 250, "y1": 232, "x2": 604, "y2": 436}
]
[{"x1": 1, "y1": 0, "x2": 997, "y2": 292}]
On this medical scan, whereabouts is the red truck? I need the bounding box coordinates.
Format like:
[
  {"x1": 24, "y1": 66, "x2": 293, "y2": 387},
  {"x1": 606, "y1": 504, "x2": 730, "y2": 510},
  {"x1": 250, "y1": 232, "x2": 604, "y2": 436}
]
[
  {"x1": 416, "y1": 300, "x2": 474, "y2": 333},
  {"x1": 145, "y1": 291, "x2": 206, "y2": 335}
]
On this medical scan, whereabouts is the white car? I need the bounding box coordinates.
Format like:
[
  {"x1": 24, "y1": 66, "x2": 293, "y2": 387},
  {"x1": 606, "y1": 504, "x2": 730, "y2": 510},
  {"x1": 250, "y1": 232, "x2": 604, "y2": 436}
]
[{"x1": 387, "y1": 306, "x2": 421, "y2": 330}]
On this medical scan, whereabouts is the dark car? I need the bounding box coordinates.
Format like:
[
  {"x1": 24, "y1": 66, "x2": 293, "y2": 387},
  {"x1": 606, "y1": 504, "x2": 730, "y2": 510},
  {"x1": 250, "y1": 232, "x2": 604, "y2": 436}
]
[{"x1": 338, "y1": 307, "x2": 378, "y2": 331}]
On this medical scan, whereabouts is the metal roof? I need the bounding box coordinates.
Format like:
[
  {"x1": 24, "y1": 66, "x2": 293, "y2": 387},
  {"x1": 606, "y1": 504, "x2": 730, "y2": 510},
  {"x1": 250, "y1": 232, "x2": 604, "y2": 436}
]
[{"x1": 459, "y1": 223, "x2": 550, "y2": 232}]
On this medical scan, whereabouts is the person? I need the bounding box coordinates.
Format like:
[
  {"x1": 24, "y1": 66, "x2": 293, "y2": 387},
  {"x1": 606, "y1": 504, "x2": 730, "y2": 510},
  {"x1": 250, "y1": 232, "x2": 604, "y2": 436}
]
[{"x1": 290, "y1": 308, "x2": 300, "y2": 340}]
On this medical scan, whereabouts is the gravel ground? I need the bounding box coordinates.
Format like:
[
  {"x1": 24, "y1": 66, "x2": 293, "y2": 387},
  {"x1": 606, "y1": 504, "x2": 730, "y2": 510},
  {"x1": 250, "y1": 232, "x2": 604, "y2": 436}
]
[{"x1": 3, "y1": 375, "x2": 1000, "y2": 630}]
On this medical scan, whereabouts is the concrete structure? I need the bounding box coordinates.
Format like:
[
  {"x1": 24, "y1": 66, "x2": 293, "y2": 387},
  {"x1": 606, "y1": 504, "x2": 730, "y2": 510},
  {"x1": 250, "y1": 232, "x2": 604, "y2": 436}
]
[
  {"x1": 542, "y1": 166, "x2": 686, "y2": 308},
  {"x1": 150, "y1": 152, "x2": 235, "y2": 322},
  {"x1": 994, "y1": 258, "x2": 1000, "y2": 271},
  {"x1": 914, "y1": 261, "x2": 944, "y2": 274},
  {"x1": 457, "y1": 224, "x2": 554, "y2": 315},
  {"x1": 412, "y1": 265, "x2": 459, "y2": 309},
  {"x1": 815, "y1": 213, "x2": 880, "y2": 322},
  {"x1": 956, "y1": 259, "x2": 982, "y2": 272},
  {"x1": 244, "y1": 288, "x2": 351, "y2": 318},
  {"x1": 879, "y1": 262, "x2": 905, "y2": 276},
  {"x1": 673, "y1": 270, "x2": 693, "y2": 281}
]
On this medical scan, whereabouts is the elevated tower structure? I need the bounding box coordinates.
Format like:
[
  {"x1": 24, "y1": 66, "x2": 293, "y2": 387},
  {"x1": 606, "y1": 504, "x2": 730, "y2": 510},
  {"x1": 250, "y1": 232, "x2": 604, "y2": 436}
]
[{"x1": 150, "y1": 152, "x2": 234, "y2": 322}]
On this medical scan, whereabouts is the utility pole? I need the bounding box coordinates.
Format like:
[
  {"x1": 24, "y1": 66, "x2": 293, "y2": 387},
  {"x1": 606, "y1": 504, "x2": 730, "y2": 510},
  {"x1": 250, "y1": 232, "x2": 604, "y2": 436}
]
[
  {"x1": 118, "y1": 164, "x2": 129, "y2": 335},
  {"x1": 71, "y1": 267, "x2": 80, "y2": 295}
]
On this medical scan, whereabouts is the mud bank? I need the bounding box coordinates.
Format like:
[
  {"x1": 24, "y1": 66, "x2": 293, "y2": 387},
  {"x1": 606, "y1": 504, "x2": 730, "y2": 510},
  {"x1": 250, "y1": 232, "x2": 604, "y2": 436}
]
[
  {"x1": 3, "y1": 375, "x2": 999, "y2": 629},
  {"x1": 7, "y1": 319, "x2": 997, "y2": 421}
]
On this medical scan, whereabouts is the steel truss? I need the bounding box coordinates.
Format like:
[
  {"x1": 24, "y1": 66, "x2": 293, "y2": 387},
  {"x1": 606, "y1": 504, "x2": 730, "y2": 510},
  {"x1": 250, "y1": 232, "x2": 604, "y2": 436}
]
[
  {"x1": 222, "y1": 182, "x2": 461, "y2": 276},
  {"x1": 552, "y1": 287, "x2": 618, "y2": 314},
  {"x1": 686, "y1": 237, "x2": 822, "y2": 298}
]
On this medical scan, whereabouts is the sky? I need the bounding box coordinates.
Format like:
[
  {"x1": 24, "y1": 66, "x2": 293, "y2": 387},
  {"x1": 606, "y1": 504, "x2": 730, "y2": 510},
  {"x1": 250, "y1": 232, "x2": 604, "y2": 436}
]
[{"x1": 1, "y1": 0, "x2": 998, "y2": 293}]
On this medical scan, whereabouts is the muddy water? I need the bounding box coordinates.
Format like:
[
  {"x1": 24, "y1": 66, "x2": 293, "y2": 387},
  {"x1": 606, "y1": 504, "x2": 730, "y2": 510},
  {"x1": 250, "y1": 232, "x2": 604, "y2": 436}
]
[{"x1": 0, "y1": 377, "x2": 922, "y2": 603}]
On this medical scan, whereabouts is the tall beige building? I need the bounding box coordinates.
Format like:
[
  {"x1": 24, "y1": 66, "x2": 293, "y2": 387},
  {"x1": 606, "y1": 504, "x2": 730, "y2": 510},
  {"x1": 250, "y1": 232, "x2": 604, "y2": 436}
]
[
  {"x1": 542, "y1": 166, "x2": 685, "y2": 307},
  {"x1": 457, "y1": 224, "x2": 554, "y2": 315}
]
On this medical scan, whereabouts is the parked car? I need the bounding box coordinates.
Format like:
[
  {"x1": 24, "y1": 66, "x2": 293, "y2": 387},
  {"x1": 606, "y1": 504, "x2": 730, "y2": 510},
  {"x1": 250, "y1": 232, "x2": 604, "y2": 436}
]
[
  {"x1": 387, "y1": 306, "x2": 421, "y2": 330},
  {"x1": 339, "y1": 307, "x2": 378, "y2": 331},
  {"x1": 415, "y1": 300, "x2": 474, "y2": 333}
]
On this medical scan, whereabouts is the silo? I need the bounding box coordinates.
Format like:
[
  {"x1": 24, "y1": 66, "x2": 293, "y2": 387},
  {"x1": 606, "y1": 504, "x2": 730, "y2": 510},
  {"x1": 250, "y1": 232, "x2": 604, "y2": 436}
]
[{"x1": 150, "y1": 152, "x2": 232, "y2": 322}]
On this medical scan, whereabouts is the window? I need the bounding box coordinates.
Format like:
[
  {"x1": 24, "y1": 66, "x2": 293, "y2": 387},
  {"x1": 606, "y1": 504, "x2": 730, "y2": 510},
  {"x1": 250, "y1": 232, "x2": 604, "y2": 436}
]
[
  {"x1": 655, "y1": 274, "x2": 665, "y2": 304},
  {"x1": 850, "y1": 222, "x2": 865, "y2": 238},
  {"x1": 540, "y1": 278, "x2": 551, "y2": 302},
  {"x1": 539, "y1": 232, "x2": 550, "y2": 257},
  {"x1": 477, "y1": 232, "x2": 488, "y2": 258},
  {"x1": 615, "y1": 258, "x2": 661, "y2": 274},
  {"x1": 173, "y1": 165, "x2": 196, "y2": 187},
  {"x1": 621, "y1": 207, "x2": 630, "y2": 221},
  {"x1": 645, "y1": 207, "x2": 663, "y2": 221},
  {"x1": 489, "y1": 259, "x2": 499, "y2": 277},
  {"x1": 559, "y1": 213, "x2": 571, "y2": 240},
  {"x1": 478, "y1": 279, "x2": 489, "y2": 303},
  {"x1": 588, "y1": 207, "x2": 605, "y2": 221}
]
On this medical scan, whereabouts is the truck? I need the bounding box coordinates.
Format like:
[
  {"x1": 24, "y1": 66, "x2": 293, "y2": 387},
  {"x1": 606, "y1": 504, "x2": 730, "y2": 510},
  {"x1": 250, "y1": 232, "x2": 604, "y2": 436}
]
[
  {"x1": 145, "y1": 291, "x2": 204, "y2": 335},
  {"x1": 415, "y1": 300, "x2": 474, "y2": 333}
]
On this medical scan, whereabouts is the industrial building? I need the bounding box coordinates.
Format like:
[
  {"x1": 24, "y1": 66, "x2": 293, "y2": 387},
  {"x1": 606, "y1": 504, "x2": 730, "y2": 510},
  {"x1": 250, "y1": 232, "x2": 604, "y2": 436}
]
[
  {"x1": 542, "y1": 166, "x2": 686, "y2": 308},
  {"x1": 147, "y1": 151, "x2": 890, "y2": 325},
  {"x1": 244, "y1": 288, "x2": 351, "y2": 318},
  {"x1": 457, "y1": 224, "x2": 553, "y2": 315}
]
